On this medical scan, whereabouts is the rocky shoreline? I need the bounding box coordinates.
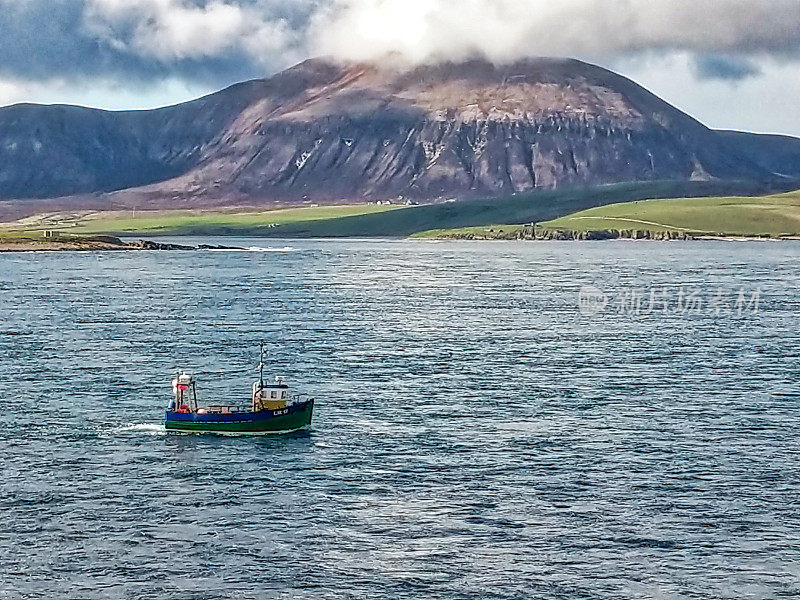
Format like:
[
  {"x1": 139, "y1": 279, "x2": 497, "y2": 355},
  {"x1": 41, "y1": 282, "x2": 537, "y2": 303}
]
[
  {"x1": 434, "y1": 226, "x2": 795, "y2": 241},
  {"x1": 437, "y1": 226, "x2": 694, "y2": 241},
  {"x1": 536, "y1": 227, "x2": 693, "y2": 241},
  {"x1": 0, "y1": 235, "x2": 239, "y2": 252}
]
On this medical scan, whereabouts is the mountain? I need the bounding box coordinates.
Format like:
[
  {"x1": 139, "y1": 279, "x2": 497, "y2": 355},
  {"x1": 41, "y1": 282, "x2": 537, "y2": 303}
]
[
  {"x1": 0, "y1": 56, "x2": 796, "y2": 210},
  {"x1": 715, "y1": 131, "x2": 800, "y2": 179}
]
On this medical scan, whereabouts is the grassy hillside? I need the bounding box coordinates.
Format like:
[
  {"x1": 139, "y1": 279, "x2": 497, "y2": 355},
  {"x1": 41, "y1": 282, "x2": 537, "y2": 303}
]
[
  {"x1": 0, "y1": 229, "x2": 140, "y2": 251},
  {"x1": 21, "y1": 204, "x2": 403, "y2": 236},
  {"x1": 4, "y1": 179, "x2": 796, "y2": 238},
  {"x1": 538, "y1": 190, "x2": 800, "y2": 237},
  {"x1": 260, "y1": 180, "x2": 796, "y2": 238}
]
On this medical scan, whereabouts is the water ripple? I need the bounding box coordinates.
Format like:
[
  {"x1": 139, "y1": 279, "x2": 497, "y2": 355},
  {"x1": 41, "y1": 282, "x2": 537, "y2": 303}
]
[{"x1": 1, "y1": 239, "x2": 799, "y2": 598}]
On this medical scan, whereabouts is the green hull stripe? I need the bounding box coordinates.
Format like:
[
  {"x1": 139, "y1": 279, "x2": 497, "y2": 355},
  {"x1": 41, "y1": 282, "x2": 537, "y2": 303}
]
[{"x1": 165, "y1": 404, "x2": 313, "y2": 433}]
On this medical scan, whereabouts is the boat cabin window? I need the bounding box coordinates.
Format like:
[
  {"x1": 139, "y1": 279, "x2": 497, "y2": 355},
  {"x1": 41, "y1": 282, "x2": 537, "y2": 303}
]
[
  {"x1": 271, "y1": 391, "x2": 277, "y2": 399},
  {"x1": 281, "y1": 391, "x2": 286, "y2": 399}
]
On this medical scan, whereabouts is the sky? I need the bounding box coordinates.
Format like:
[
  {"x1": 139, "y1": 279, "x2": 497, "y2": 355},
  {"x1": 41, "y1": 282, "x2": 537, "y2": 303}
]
[{"x1": 1, "y1": 0, "x2": 799, "y2": 136}]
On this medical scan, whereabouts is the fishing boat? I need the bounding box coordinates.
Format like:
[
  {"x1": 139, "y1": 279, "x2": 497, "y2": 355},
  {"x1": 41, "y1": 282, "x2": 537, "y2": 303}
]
[{"x1": 164, "y1": 347, "x2": 314, "y2": 434}]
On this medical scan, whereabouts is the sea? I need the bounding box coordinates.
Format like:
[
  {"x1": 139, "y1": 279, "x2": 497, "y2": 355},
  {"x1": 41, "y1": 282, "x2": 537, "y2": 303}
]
[{"x1": 1, "y1": 238, "x2": 799, "y2": 599}]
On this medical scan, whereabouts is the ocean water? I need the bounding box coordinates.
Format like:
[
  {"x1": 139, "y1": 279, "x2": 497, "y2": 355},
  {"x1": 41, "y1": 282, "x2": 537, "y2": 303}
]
[{"x1": 1, "y1": 238, "x2": 799, "y2": 599}]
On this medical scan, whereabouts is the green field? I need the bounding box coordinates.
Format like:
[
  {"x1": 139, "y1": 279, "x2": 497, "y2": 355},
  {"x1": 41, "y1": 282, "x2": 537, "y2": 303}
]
[
  {"x1": 274, "y1": 180, "x2": 799, "y2": 238},
  {"x1": 15, "y1": 204, "x2": 403, "y2": 236},
  {"x1": 412, "y1": 225, "x2": 526, "y2": 239},
  {"x1": 538, "y1": 190, "x2": 800, "y2": 237},
  {"x1": 0, "y1": 230, "x2": 40, "y2": 241},
  {"x1": 0, "y1": 228, "x2": 133, "y2": 250},
  {"x1": 3, "y1": 179, "x2": 797, "y2": 238}
]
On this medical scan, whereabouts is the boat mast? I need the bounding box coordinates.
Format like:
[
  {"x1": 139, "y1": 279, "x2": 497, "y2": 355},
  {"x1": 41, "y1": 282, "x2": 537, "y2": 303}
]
[
  {"x1": 259, "y1": 342, "x2": 265, "y2": 390},
  {"x1": 173, "y1": 370, "x2": 180, "y2": 410}
]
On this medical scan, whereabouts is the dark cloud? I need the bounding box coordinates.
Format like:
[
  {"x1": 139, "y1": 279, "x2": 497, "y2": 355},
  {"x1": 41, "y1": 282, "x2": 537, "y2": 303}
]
[
  {"x1": 693, "y1": 55, "x2": 763, "y2": 82},
  {"x1": 0, "y1": 1, "x2": 116, "y2": 80}
]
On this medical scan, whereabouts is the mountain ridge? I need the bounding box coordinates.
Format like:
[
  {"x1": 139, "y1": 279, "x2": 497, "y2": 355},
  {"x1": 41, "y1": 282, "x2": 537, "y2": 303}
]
[{"x1": 0, "y1": 56, "x2": 798, "y2": 213}]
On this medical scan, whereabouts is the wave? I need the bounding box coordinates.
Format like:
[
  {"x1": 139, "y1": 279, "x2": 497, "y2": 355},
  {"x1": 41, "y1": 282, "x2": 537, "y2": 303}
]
[
  {"x1": 248, "y1": 246, "x2": 296, "y2": 252},
  {"x1": 115, "y1": 423, "x2": 165, "y2": 435},
  {"x1": 206, "y1": 246, "x2": 297, "y2": 253}
]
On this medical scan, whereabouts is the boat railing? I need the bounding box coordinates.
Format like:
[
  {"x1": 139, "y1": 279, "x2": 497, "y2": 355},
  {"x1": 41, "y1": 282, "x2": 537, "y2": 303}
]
[
  {"x1": 187, "y1": 396, "x2": 310, "y2": 414},
  {"x1": 206, "y1": 405, "x2": 246, "y2": 414}
]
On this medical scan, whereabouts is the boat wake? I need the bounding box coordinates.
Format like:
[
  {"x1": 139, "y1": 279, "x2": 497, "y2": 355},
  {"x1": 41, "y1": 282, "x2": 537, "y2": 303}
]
[
  {"x1": 115, "y1": 423, "x2": 166, "y2": 435},
  {"x1": 248, "y1": 246, "x2": 296, "y2": 252},
  {"x1": 207, "y1": 246, "x2": 296, "y2": 253}
]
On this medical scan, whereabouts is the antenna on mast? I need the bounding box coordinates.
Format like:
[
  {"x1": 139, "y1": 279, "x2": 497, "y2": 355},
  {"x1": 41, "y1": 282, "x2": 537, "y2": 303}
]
[{"x1": 259, "y1": 342, "x2": 265, "y2": 389}]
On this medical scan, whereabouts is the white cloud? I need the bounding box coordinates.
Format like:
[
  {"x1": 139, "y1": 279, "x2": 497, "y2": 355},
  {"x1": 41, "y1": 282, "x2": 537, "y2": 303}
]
[
  {"x1": 311, "y1": 0, "x2": 800, "y2": 63},
  {"x1": 79, "y1": 0, "x2": 800, "y2": 69},
  {"x1": 0, "y1": 75, "x2": 212, "y2": 111},
  {"x1": 0, "y1": 79, "x2": 31, "y2": 107},
  {"x1": 84, "y1": 0, "x2": 304, "y2": 65}
]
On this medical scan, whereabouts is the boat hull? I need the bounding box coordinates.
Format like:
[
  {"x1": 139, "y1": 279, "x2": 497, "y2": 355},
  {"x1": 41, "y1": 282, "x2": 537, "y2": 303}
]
[{"x1": 165, "y1": 399, "x2": 313, "y2": 434}]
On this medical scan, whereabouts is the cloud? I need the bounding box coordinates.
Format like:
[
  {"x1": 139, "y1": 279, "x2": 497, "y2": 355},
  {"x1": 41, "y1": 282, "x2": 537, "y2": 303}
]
[
  {"x1": 83, "y1": 0, "x2": 308, "y2": 63},
  {"x1": 0, "y1": 74, "x2": 212, "y2": 111},
  {"x1": 1, "y1": 0, "x2": 799, "y2": 87},
  {"x1": 618, "y1": 53, "x2": 800, "y2": 136},
  {"x1": 0, "y1": 0, "x2": 799, "y2": 108},
  {"x1": 693, "y1": 55, "x2": 763, "y2": 82},
  {"x1": 311, "y1": 0, "x2": 800, "y2": 65},
  {"x1": 0, "y1": 0, "x2": 317, "y2": 88}
]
